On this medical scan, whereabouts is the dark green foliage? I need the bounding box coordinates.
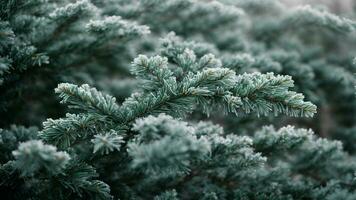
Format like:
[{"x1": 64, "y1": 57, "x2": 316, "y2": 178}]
[{"x1": 0, "y1": 0, "x2": 356, "y2": 199}]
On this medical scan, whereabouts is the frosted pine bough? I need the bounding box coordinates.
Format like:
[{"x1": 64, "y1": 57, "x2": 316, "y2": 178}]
[
  {"x1": 1, "y1": 0, "x2": 356, "y2": 199},
  {"x1": 2, "y1": 48, "x2": 346, "y2": 199}
]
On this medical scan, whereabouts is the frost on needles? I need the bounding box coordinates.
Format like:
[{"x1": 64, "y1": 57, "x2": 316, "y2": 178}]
[{"x1": 10, "y1": 49, "x2": 320, "y2": 199}]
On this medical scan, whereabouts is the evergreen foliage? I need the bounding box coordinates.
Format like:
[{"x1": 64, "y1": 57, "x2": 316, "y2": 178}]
[{"x1": 0, "y1": 0, "x2": 355, "y2": 199}]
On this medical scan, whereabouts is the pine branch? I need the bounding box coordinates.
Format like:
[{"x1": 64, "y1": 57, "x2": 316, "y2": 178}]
[
  {"x1": 40, "y1": 113, "x2": 98, "y2": 148},
  {"x1": 233, "y1": 72, "x2": 316, "y2": 117},
  {"x1": 55, "y1": 83, "x2": 120, "y2": 118},
  {"x1": 12, "y1": 140, "x2": 70, "y2": 176}
]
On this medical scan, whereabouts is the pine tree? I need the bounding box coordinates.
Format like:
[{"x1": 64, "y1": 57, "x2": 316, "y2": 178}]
[
  {"x1": 0, "y1": 0, "x2": 149, "y2": 126},
  {"x1": 0, "y1": 0, "x2": 356, "y2": 199}
]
